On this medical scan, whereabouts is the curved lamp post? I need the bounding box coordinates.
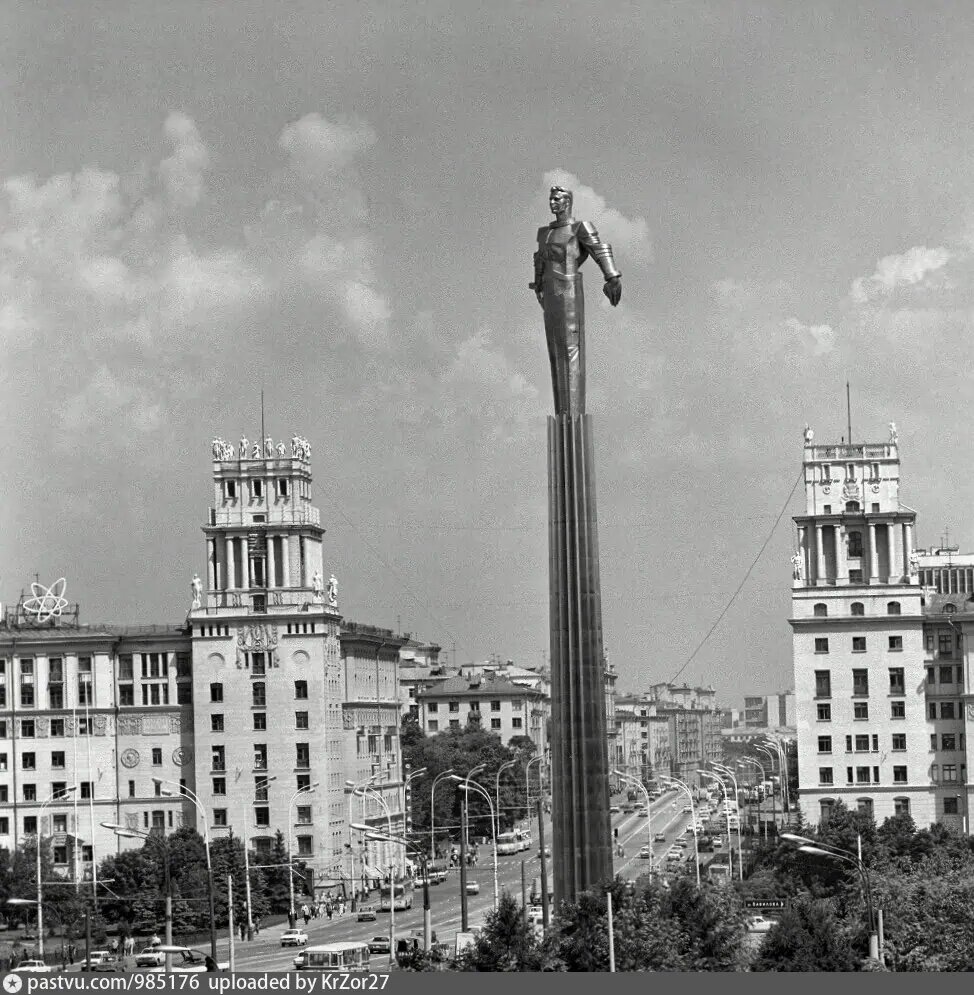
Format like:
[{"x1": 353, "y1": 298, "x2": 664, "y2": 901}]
[
  {"x1": 155, "y1": 779, "x2": 216, "y2": 961},
  {"x1": 453, "y1": 777, "x2": 498, "y2": 910},
  {"x1": 346, "y1": 775, "x2": 377, "y2": 906},
  {"x1": 613, "y1": 769, "x2": 652, "y2": 870},
  {"x1": 781, "y1": 832, "x2": 878, "y2": 959},
  {"x1": 428, "y1": 769, "x2": 455, "y2": 861},
  {"x1": 737, "y1": 757, "x2": 767, "y2": 842},
  {"x1": 495, "y1": 759, "x2": 517, "y2": 837},
  {"x1": 712, "y1": 762, "x2": 744, "y2": 880},
  {"x1": 696, "y1": 770, "x2": 732, "y2": 880},
  {"x1": 659, "y1": 775, "x2": 700, "y2": 887}
]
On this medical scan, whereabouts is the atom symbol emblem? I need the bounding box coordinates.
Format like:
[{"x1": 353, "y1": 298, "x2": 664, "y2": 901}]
[{"x1": 22, "y1": 578, "x2": 68, "y2": 623}]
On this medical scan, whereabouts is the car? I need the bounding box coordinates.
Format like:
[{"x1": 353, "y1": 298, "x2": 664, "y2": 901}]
[
  {"x1": 747, "y1": 914, "x2": 776, "y2": 934},
  {"x1": 666, "y1": 851, "x2": 682, "y2": 863},
  {"x1": 682, "y1": 806, "x2": 692, "y2": 813},
  {"x1": 537, "y1": 847, "x2": 551, "y2": 859},
  {"x1": 293, "y1": 951, "x2": 308, "y2": 971},
  {"x1": 357, "y1": 905, "x2": 378, "y2": 922},
  {"x1": 713, "y1": 836, "x2": 724, "y2": 848},
  {"x1": 12, "y1": 961, "x2": 55, "y2": 974},
  {"x1": 135, "y1": 945, "x2": 165, "y2": 968},
  {"x1": 677, "y1": 838, "x2": 689, "y2": 849},
  {"x1": 653, "y1": 832, "x2": 666, "y2": 843},
  {"x1": 636, "y1": 807, "x2": 649, "y2": 817},
  {"x1": 368, "y1": 936, "x2": 391, "y2": 955},
  {"x1": 85, "y1": 951, "x2": 114, "y2": 967},
  {"x1": 280, "y1": 928, "x2": 309, "y2": 947},
  {"x1": 638, "y1": 845, "x2": 651, "y2": 859},
  {"x1": 609, "y1": 805, "x2": 621, "y2": 814},
  {"x1": 466, "y1": 881, "x2": 481, "y2": 895}
]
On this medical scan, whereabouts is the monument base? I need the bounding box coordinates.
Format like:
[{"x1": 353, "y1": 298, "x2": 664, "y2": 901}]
[{"x1": 547, "y1": 413, "x2": 612, "y2": 903}]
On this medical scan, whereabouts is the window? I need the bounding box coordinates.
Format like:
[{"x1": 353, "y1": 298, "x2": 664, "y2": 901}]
[
  {"x1": 295, "y1": 711, "x2": 309, "y2": 730},
  {"x1": 490, "y1": 700, "x2": 502, "y2": 711},
  {"x1": 22, "y1": 784, "x2": 36, "y2": 802},
  {"x1": 449, "y1": 701, "x2": 460, "y2": 712},
  {"x1": 958, "y1": 665, "x2": 965, "y2": 684},
  {"x1": 816, "y1": 703, "x2": 831, "y2": 721},
  {"x1": 848, "y1": 531, "x2": 863, "y2": 557},
  {"x1": 852, "y1": 636, "x2": 866, "y2": 652},
  {"x1": 78, "y1": 717, "x2": 93, "y2": 736},
  {"x1": 296, "y1": 743, "x2": 310, "y2": 769},
  {"x1": 21, "y1": 753, "x2": 35, "y2": 771},
  {"x1": 824, "y1": 505, "x2": 832, "y2": 514},
  {"x1": 942, "y1": 702, "x2": 956, "y2": 719},
  {"x1": 888, "y1": 668, "x2": 905, "y2": 694},
  {"x1": 512, "y1": 717, "x2": 523, "y2": 729},
  {"x1": 296, "y1": 805, "x2": 312, "y2": 825},
  {"x1": 296, "y1": 774, "x2": 311, "y2": 791},
  {"x1": 943, "y1": 764, "x2": 958, "y2": 782},
  {"x1": 819, "y1": 768, "x2": 834, "y2": 785},
  {"x1": 845, "y1": 735, "x2": 853, "y2": 752},
  {"x1": 254, "y1": 713, "x2": 267, "y2": 730},
  {"x1": 892, "y1": 734, "x2": 906, "y2": 751},
  {"x1": 119, "y1": 686, "x2": 134, "y2": 706},
  {"x1": 52, "y1": 814, "x2": 67, "y2": 834},
  {"x1": 942, "y1": 733, "x2": 957, "y2": 751},
  {"x1": 889, "y1": 636, "x2": 903, "y2": 651},
  {"x1": 927, "y1": 666, "x2": 936, "y2": 684},
  {"x1": 176, "y1": 684, "x2": 192, "y2": 704},
  {"x1": 852, "y1": 670, "x2": 868, "y2": 696},
  {"x1": 814, "y1": 638, "x2": 829, "y2": 654},
  {"x1": 857, "y1": 798, "x2": 874, "y2": 817},
  {"x1": 894, "y1": 797, "x2": 910, "y2": 816},
  {"x1": 140, "y1": 683, "x2": 169, "y2": 706},
  {"x1": 929, "y1": 702, "x2": 938, "y2": 719},
  {"x1": 850, "y1": 602, "x2": 865, "y2": 616},
  {"x1": 175, "y1": 653, "x2": 191, "y2": 678},
  {"x1": 51, "y1": 751, "x2": 65, "y2": 769},
  {"x1": 250, "y1": 652, "x2": 266, "y2": 676},
  {"x1": 128, "y1": 781, "x2": 136, "y2": 798},
  {"x1": 213, "y1": 809, "x2": 228, "y2": 828},
  {"x1": 294, "y1": 681, "x2": 308, "y2": 700},
  {"x1": 211, "y1": 714, "x2": 224, "y2": 732},
  {"x1": 889, "y1": 700, "x2": 904, "y2": 718},
  {"x1": 119, "y1": 655, "x2": 134, "y2": 680},
  {"x1": 296, "y1": 836, "x2": 313, "y2": 857},
  {"x1": 926, "y1": 633, "x2": 935, "y2": 653},
  {"x1": 213, "y1": 778, "x2": 226, "y2": 796},
  {"x1": 77, "y1": 656, "x2": 92, "y2": 705},
  {"x1": 940, "y1": 664, "x2": 954, "y2": 684},
  {"x1": 428, "y1": 720, "x2": 439, "y2": 732},
  {"x1": 254, "y1": 745, "x2": 267, "y2": 770},
  {"x1": 817, "y1": 736, "x2": 832, "y2": 754},
  {"x1": 210, "y1": 683, "x2": 224, "y2": 703},
  {"x1": 813, "y1": 603, "x2": 828, "y2": 617},
  {"x1": 945, "y1": 603, "x2": 957, "y2": 614},
  {"x1": 855, "y1": 767, "x2": 871, "y2": 784},
  {"x1": 226, "y1": 480, "x2": 237, "y2": 501},
  {"x1": 943, "y1": 796, "x2": 960, "y2": 814},
  {"x1": 849, "y1": 569, "x2": 863, "y2": 583},
  {"x1": 19, "y1": 659, "x2": 34, "y2": 708},
  {"x1": 491, "y1": 718, "x2": 501, "y2": 729},
  {"x1": 149, "y1": 747, "x2": 162, "y2": 766},
  {"x1": 887, "y1": 601, "x2": 901, "y2": 615},
  {"x1": 426, "y1": 702, "x2": 439, "y2": 713},
  {"x1": 820, "y1": 799, "x2": 835, "y2": 823},
  {"x1": 212, "y1": 746, "x2": 226, "y2": 771},
  {"x1": 21, "y1": 720, "x2": 35, "y2": 738},
  {"x1": 80, "y1": 782, "x2": 92, "y2": 799},
  {"x1": 939, "y1": 634, "x2": 953, "y2": 657},
  {"x1": 854, "y1": 702, "x2": 869, "y2": 720},
  {"x1": 468, "y1": 700, "x2": 480, "y2": 712},
  {"x1": 278, "y1": 478, "x2": 289, "y2": 499},
  {"x1": 252, "y1": 683, "x2": 266, "y2": 708},
  {"x1": 854, "y1": 735, "x2": 870, "y2": 752},
  {"x1": 24, "y1": 817, "x2": 37, "y2": 835},
  {"x1": 931, "y1": 733, "x2": 937, "y2": 751},
  {"x1": 255, "y1": 807, "x2": 270, "y2": 827},
  {"x1": 815, "y1": 671, "x2": 831, "y2": 697}
]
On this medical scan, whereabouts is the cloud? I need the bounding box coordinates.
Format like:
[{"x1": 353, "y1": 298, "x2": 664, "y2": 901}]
[
  {"x1": 279, "y1": 113, "x2": 377, "y2": 185},
  {"x1": 784, "y1": 316, "x2": 835, "y2": 355},
  {"x1": 158, "y1": 112, "x2": 210, "y2": 209},
  {"x1": 541, "y1": 169, "x2": 653, "y2": 263},
  {"x1": 849, "y1": 245, "x2": 952, "y2": 303}
]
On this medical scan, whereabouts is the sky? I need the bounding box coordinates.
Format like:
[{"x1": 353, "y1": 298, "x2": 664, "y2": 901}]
[{"x1": 5, "y1": 1, "x2": 974, "y2": 704}]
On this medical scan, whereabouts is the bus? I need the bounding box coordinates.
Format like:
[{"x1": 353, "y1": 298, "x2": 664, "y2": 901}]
[
  {"x1": 301, "y1": 942, "x2": 371, "y2": 973},
  {"x1": 496, "y1": 832, "x2": 520, "y2": 856},
  {"x1": 379, "y1": 880, "x2": 414, "y2": 911}
]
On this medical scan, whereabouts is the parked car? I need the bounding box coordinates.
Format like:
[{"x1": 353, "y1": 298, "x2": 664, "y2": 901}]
[
  {"x1": 682, "y1": 806, "x2": 692, "y2": 813},
  {"x1": 84, "y1": 951, "x2": 114, "y2": 967},
  {"x1": 609, "y1": 805, "x2": 621, "y2": 814},
  {"x1": 637, "y1": 807, "x2": 649, "y2": 817},
  {"x1": 747, "y1": 915, "x2": 775, "y2": 934},
  {"x1": 653, "y1": 832, "x2": 666, "y2": 843},
  {"x1": 639, "y1": 844, "x2": 651, "y2": 859},
  {"x1": 466, "y1": 881, "x2": 481, "y2": 895},
  {"x1": 12, "y1": 961, "x2": 55, "y2": 974},
  {"x1": 135, "y1": 945, "x2": 165, "y2": 968},
  {"x1": 713, "y1": 836, "x2": 724, "y2": 848},
  {"x1": 368, "y1": 936, "x2": 391, "y2": 955},
  {"x1": 357, "y1": 905, "x2": 378, "y2": 922},
  {"x1": 293, "y1": 951, "x2": 308, "y2": 971},
  {"x1": 280, "y1": 928, "x2": 308, "y2": 947}
]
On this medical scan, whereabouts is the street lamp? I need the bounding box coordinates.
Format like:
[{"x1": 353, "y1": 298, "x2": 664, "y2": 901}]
[
  {"x1": 243, "y1": 775, "x2": 277, "y2": 939},
  {"x1": 753, "y1": 745, "x2": 780, "y2": 832},
  {"x1": 696, "y1": 770, "x2": 732, "y2": 880},
  {"x1": 453, "y1": 777, "x2": 498, "y2": 910},
  {"x1": 155, "y1": 778, "x2": 216, "y2": 960},
  {"x1": 495, "y1": 759, "x2": 518, "y2": 838},
  {"x1": 355, "y1": 784, "x2": 397, "y2": 880},
  {"x1": 33, "y1": 785, "x2": 77, "y2": 961},
  {"x1": 428, "y1": 769, "x2": 455, "y2": 861},
  {"x1": 762, "y1": 737, "x2": 791, "y2": 813},
  {"x1": 712, "y1": 762, "x2": 744, "y2": 880},
  {"x1": 346, "y1": 775, "x2": 377, "y2": 907},
  {"x1": 102, "y1": 822, "x2": 173, "y2": 974},
  {"x1": 659, "y1": 775, "x2": 700, "y2": 887},
  {"x1": 613, "y1": 769, "x2": 652, "y2": 870},
  {"x1": 781, "y1": 832, "x2": 878, "y2": 959},
  {"x1": 288, "y1": 783, "x2": 319, "y2": 918},
  {"x1": 737, "y1": 757, "x2": 767, "y2": 842},
  {"x1": 525, "y1": 756, "x2": 542, "y2": 815}
]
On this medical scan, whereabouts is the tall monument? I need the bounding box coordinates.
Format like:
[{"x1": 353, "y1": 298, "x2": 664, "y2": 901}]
[{"x1": 531, "y1": 185, "x2": 620, "y2": 901}]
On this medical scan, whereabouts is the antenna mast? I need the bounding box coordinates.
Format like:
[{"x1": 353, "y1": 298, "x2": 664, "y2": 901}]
[
  {"x1": 260, "y1": 388, "x2": 266, "y2": 452},
  {"x1": 846, "y1": 381, "x2": 852, "y2": 444}
]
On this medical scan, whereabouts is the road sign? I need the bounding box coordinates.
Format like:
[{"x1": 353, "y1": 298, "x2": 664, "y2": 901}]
[{"x1": 743, "y1": 899, "x2": 786, "y2": 909}]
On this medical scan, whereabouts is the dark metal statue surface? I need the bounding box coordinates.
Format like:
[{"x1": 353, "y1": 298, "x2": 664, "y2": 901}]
[{"x1": 530, "y1": 186, "x2": 622, "y2": 417}]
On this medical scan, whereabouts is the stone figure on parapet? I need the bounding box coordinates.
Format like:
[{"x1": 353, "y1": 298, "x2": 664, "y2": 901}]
[
  {"x1": 264, "y1": 436, "x2": 274, "y2": 457},
  {"x1": 251, "y1": 442, "x2": 262, "y2": 459},
  {"x1": 290, "y1": 436, "x2": 311, "y2": 461},
  {"x1": 530, "y1": 185, "x2": 622, "y2": 417},
  {"x1": 909, "y1": 549, "x2": 920, "y2": 577},
  {"x1": 804, "y1": 425, "x2": 814, "y2": 444},
  {"x1": 791, "y1": 551, "x2": 804, "y2": 582},
  {"x1": 312, "y1": 570, "x2": 323, "y2": 601},
  {"x1": 328, "y1": 574, "x2": 339, "y2": 607},
  {"x1": 240, "y1": 436, "x2": 249, "y2": 459},
  {"x1": 191, "y1": 573, "x2": 203, "y2": 609},
  {"x1": 889, "y1": 421, "x2": 898, "y2": 444},
  {"x1": 211, "y1": 438, "x2": 235, "y2": 460},
  {"x1": 276, "y1": 442, "x2": 286, "y2": 457}
]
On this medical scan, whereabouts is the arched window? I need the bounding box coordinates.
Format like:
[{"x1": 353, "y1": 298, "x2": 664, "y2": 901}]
[
  {"x1": 846, "y1": 501, "x2": 861, "y2": 513},
  {"x1": 819, "y1": 799, "x2": 835, "y2": 824},
  {"x1": 887, "y1": 601, "x2": 901, "y2": 615},
  {"x1": 894, "y1": 797, "x2": 911, "y2": 816},
  {"x1": 856, "y1": 797, "x2": 874, "y2": 818},
  {"x1": 813, "y1": 603, "x2": 828, "y2": 617},
  {"x1": 945, "y1": 603, "x2": 957, "y2": 614},
  {"x1": 851, "y1": 602, "x2": 865, "y2": 616},
  {"x1": 848, "y1": 530, "x2": 863, "y2": 555}
]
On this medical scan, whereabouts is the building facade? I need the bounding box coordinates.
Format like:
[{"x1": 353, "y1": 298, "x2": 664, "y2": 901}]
[{"x1": 792, "y1": 427, "x2": 972, "y2": 830}]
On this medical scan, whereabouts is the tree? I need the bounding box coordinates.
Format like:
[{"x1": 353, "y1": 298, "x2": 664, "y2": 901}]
[
  {"x1": 456, "y1": 893, "x2": 561, "y2": 971},
  {"x1": 751, "y1": 897, "x2": 862, "y2": 972}
]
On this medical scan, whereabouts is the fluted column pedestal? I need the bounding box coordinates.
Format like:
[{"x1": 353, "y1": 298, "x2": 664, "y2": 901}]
[{"x1": 547, "y1": 414, "x2": 612, "y2": 904}]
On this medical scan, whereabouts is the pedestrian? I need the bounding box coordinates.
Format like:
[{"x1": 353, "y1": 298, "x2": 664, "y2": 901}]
[
  {"x1": 326, "y1": 904, "x2": 333, "y2": 921},
  {"x1": 110, "y1": 938, "x2": 119, "y2": 957},
  {"x1": 240, "y1": 921, "x2": 246, "y2": 942},
  {"x1": 254, "y1": 916, "x2": 261, "y2": 935},
  {"x1": 338, "y1": 901, "x2": 346, "y2": 917}
]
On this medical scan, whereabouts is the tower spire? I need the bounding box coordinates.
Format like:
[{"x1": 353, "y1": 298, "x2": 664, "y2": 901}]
[
  {"x1": 260, "y1": 388, "x2": 266, "y2": 454},
  {"x1": 846, "y1": 381, "x2": 852, "y2": 444}
]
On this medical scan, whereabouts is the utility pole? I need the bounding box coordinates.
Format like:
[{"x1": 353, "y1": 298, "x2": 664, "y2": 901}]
[{"x1": 459, "y1": 794, "x2": 469, "y2": 931}]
